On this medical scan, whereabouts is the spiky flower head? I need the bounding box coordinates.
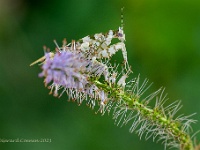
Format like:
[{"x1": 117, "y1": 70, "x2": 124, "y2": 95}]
[{"x1": 39, "y1": 51, "x2": 89, "y2": 96}]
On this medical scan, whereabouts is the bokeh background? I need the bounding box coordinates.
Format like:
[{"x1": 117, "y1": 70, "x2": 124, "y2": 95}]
[{"x1": 0, "y1": 0, "x2": 200, "y2": 150}]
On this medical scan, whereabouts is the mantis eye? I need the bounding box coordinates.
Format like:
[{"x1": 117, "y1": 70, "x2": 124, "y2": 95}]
[{"x1": 118, "y1": 32, "x2": 123, "y2": 37}]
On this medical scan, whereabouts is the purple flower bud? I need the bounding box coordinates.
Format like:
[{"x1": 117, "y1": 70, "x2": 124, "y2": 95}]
[{"x1": 39, "y1": 51, "x2": 89, "y2": 96}]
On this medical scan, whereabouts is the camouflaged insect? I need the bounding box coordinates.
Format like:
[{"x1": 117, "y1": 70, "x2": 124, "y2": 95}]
[
  {"x1": 53, "y1": 27, "x2": 128, "y2": 70},
  {"x1": 30, "y1": 8, "x2": 129, "y2": 72}
]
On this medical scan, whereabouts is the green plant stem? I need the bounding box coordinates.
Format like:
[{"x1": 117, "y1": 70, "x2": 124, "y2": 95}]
[{"x1": 94, "y1": 80, "x2": 194, "y2": 150}]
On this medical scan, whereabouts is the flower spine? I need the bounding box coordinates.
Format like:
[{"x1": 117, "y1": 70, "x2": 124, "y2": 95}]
[{"x1": 30, "y1": 10, "x2": 198, "y2": 150}]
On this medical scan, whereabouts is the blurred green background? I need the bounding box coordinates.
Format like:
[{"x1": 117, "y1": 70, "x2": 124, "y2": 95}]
[{"x1": 0, "y1": 0, "x2": 200, "y2": 149}]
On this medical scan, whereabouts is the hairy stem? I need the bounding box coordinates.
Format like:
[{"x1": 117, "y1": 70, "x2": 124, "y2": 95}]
[{"x1": 94, "y1": 80, "x2": 194, "y2": 150}]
